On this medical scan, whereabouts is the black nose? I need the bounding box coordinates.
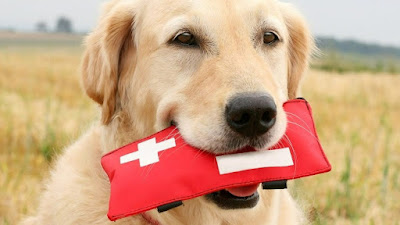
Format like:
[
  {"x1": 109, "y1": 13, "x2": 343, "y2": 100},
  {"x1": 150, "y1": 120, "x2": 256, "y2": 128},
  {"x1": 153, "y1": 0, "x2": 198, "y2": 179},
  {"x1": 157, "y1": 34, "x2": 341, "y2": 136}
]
[{"x1": 225, "y1": 92, "x2": 277, "y2": 138}]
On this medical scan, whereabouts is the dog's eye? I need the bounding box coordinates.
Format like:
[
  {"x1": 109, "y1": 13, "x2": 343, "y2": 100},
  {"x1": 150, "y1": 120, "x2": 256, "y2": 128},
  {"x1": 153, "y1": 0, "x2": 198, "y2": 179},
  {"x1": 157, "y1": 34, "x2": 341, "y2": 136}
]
[
  {"x1": 263, "y1": 32, "x2": 279, "y2": 45},
  {"x1": 173, "y1": 32, "x2": 198, "y2": 46}
]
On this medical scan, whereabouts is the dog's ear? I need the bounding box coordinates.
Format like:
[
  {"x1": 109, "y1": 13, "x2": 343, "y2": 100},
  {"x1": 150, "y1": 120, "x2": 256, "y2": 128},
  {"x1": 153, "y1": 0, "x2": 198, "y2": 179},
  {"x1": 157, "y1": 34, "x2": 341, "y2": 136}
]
[
  {"x1": 280, "y1": 3, "x2": 315, "y2": 99},
  {"x1": 81, "y1": 1, "x2": 136, "y2": 124}
]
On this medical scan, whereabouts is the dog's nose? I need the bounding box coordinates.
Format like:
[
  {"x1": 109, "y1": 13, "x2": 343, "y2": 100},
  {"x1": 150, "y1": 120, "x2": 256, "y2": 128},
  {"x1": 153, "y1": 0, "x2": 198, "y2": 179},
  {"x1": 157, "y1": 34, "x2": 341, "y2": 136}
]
[{"x1": 225, "y1": 92, "x2": 277, "y2": 137}]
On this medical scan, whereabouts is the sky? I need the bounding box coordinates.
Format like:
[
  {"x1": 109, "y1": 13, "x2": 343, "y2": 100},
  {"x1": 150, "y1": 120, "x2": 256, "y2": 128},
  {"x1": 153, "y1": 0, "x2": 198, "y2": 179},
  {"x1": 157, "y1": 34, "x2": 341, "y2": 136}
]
[{"x1": 1, "y1": 0, "x2": 399, "y2": 47}]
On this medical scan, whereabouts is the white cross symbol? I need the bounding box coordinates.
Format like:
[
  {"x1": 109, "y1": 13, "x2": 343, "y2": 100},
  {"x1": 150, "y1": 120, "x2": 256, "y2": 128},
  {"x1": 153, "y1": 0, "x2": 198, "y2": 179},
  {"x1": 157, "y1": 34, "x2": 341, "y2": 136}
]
[{"x1": 120, "y1": 138, "x2": 176, "y2": 167}]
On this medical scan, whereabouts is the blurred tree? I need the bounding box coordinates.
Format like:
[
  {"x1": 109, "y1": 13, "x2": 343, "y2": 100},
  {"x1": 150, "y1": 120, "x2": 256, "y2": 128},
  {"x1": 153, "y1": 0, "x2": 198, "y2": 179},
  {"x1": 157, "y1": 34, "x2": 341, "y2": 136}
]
[
  {"x1": 36, "y1": 22, "x2": 48, "y2": 32},
  {"x1": 56, "y1": 17, "x2": 73, "y2": 33}
]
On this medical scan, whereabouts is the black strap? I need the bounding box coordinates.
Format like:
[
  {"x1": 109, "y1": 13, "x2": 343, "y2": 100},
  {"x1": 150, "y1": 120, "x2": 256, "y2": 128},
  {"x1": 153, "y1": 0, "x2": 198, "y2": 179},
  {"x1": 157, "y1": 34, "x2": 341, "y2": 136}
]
[
  {"x1": 262, "y1": 180, "x2": 287, "y2": 190},
  {"x1": 157, "y1": 201, "x2": 183, "y2": 213}
]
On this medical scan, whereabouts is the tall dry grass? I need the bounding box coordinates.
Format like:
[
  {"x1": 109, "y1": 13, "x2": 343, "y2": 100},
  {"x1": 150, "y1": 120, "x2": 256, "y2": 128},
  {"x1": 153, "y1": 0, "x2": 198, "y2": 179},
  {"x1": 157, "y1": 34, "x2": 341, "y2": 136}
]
[
  {"x1": 0, "y1": 42, "x2": 98, "y2": 224},
  {"x1": 0, "y1": 35, "x2": 399, "y2": 225},
  {"x1": 296, "y1": 71, "x2": 400, "y2": 225}
]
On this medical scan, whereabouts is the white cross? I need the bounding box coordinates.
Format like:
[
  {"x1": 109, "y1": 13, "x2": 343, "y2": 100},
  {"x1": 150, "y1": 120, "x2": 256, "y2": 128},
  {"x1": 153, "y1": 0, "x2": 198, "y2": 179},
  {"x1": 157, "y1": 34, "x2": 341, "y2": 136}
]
[{"x1": 120, "y1": 138, "x2": 176, "y2": 167}]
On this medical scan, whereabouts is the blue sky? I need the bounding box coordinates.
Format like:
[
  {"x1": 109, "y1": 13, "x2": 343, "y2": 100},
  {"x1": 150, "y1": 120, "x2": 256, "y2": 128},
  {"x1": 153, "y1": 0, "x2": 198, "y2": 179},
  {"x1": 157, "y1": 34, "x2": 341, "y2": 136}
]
[{"x1": 1, "y1": 0, "x2": 399, "y2": 47}]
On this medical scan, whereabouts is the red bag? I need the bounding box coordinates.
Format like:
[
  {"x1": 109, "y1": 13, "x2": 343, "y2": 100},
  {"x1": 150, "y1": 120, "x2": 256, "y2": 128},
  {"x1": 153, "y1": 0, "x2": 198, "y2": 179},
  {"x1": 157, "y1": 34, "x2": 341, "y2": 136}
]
[{"x1": 101, "y1": 99, "x2": 331, "y2": 221}]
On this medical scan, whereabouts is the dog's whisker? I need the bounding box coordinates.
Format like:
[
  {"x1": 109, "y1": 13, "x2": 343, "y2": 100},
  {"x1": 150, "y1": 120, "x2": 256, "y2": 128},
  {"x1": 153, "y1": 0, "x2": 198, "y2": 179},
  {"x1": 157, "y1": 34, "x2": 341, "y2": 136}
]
[
  {"x1": 159, "y1": 142, "x2": 188, "y2": 160},
  {"x1": 192, "y1": 147, "x2": 210, "y2": 160},
  {"x1": 276, "y1": 141, "x2": 284, "y2": 150},
  {"x1": 287, "y1": 121, "x2": 318, "y2": 139},
  {"x1": 173, "y1": 134, "x2": 184, "y2": 142},
  {"x1": 143, "y1": 163, "x2": 158, "y2": 179},
  {"x1": 142, "y1": 143, "x2": 188, "y2": 178},
  {"x1": 283, "y1": 134, "x2": 298, "y2": 180},
  {"x1": 142, "y1": 132, "x2": 183, "y2": 178},
  {"x1": 287, "y1": 121, "x2": 311, "y2": 132},
  {"x1": 285, "y1": 112, "x2": 311, "y2": 130},
  {"x1": 285, "y1": 126, "x2": 320, "y2": 147},
  {"x1": 161, "y1": 126, "x2": 180, "y2": 141}
]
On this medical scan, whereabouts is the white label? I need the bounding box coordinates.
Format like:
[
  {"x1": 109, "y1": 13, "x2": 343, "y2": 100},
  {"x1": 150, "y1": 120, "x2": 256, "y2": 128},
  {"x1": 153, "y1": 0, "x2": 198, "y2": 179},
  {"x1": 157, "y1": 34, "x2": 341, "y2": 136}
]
[
  {"x1": 120, "y1": 138, "x2": 176, "y2": 167},
  {"x1": 216, "y1": 148, "x2": 294, "y2": 175}
]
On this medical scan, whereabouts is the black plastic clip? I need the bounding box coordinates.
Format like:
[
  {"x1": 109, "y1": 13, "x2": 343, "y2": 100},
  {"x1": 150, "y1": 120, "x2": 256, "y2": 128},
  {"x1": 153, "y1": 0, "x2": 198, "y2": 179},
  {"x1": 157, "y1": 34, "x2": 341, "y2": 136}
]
[
  {"x1": 157, "y1": 201, "x2": 183, "y2": 213},
  {"x1": 262, "y1": 180, "x2": 287, "y2": 190}
]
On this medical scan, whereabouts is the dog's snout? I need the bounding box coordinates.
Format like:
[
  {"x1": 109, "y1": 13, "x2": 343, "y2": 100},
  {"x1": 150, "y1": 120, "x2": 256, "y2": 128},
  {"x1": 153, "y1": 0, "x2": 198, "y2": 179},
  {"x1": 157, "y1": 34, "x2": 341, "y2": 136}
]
[{"x1": 225, "y1": 93, "x2": 277, "y2": 138}]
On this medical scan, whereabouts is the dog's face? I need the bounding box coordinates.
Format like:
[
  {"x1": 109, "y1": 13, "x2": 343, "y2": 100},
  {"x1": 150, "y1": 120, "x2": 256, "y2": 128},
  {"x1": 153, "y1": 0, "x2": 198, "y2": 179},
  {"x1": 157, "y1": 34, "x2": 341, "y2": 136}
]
[
  {"x1": 82, "y1": 0, "x2": 312, "y2": 214},
  {"x1": 148, "y1": 0, "x2": 291, "y2": 154}
]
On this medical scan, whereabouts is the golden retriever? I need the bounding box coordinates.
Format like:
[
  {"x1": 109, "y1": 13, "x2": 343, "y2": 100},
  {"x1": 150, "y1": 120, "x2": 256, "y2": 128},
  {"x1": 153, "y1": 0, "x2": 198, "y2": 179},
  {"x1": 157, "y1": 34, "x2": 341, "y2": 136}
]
[{"x1": 21, "y1": 0, "x2": 313, "y2": 224}]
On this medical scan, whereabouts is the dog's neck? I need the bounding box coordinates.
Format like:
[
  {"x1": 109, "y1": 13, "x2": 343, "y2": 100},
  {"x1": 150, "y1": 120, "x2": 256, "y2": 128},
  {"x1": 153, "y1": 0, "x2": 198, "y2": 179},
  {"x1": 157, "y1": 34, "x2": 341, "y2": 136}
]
[{"x1": 141, "y1": 213, "x2": 162, "y2": 225}]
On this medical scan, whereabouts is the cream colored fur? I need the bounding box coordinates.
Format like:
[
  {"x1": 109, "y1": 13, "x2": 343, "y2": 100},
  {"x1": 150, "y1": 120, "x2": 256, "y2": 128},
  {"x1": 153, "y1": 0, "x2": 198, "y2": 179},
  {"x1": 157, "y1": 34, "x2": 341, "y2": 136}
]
[{"x1": 21, "y1": 0, "x2": 313, "y2": 224}]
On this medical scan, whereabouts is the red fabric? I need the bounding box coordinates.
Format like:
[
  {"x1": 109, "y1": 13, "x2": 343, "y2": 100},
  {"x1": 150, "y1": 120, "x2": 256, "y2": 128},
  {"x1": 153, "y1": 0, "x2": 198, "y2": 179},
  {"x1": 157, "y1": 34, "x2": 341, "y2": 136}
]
[{"x1": 101, "y1": 99, "x2": 331, "y2": 221}]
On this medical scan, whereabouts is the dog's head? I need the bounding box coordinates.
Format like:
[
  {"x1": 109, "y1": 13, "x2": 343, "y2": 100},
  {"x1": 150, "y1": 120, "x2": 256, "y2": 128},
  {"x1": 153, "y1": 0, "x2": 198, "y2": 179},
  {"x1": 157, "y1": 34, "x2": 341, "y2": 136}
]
[{"x1": 82, "y1": 0, "x2": 313, "y2": 220}]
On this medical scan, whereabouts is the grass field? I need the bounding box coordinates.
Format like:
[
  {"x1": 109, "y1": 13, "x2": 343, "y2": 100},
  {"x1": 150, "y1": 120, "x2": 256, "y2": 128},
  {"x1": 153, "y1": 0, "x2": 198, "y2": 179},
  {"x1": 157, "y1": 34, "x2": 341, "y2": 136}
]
[{"x1": 1, "y1": 33, "x2": 399, "y2": 225}]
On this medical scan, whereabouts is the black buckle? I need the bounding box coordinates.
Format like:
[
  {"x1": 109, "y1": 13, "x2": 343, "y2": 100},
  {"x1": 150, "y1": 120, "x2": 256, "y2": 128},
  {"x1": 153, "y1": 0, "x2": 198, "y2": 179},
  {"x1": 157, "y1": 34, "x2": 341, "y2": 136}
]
[
  {"x1": 262, "y1": 180, "x2": 287, "y2": 190},
  {"x1": 157, "y1": 201, "x2": 183, "y2": 213}
]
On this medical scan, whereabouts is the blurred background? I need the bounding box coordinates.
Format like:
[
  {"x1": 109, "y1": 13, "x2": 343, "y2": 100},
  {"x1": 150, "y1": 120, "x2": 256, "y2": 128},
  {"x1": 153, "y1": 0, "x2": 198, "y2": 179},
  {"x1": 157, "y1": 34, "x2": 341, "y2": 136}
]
[{"x1": 0, "y1": 0, "x2": 399, "y2": 224}]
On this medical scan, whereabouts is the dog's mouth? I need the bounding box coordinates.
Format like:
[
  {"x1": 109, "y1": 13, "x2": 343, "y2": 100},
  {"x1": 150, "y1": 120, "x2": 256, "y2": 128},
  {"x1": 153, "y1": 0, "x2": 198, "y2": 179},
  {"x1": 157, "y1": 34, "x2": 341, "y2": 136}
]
[
  {"x1": 206, "y1": 184, "x2": 260, "y2": 209},
  {"x1": 170, "y1": 120, "x2": 263, "y2": 209},
  {"x1": 169, "y1": 120, "x2": 274, "y2": 154}
]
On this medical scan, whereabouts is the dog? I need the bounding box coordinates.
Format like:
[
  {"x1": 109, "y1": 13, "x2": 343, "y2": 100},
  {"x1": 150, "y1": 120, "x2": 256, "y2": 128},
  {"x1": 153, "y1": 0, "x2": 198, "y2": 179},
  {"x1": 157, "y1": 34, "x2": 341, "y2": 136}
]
[{"x1": 21, "y1": 0, "x2": 314, "y2": 224}]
